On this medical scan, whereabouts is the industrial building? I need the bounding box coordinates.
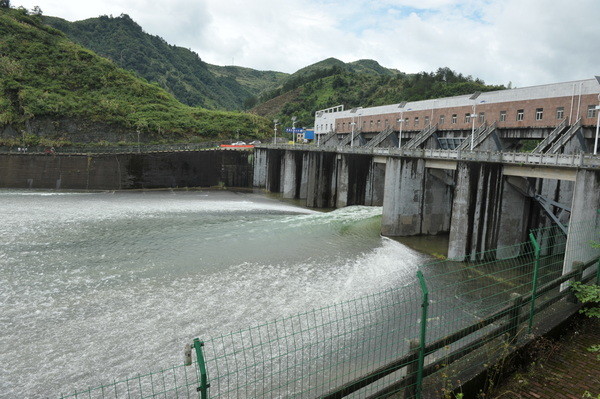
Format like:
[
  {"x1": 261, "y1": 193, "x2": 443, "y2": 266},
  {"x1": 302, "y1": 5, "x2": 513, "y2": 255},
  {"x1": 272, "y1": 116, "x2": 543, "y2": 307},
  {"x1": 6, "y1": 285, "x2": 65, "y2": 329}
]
[{"x1": 314, "y1": 77, "x2": 600, "y2": 154}]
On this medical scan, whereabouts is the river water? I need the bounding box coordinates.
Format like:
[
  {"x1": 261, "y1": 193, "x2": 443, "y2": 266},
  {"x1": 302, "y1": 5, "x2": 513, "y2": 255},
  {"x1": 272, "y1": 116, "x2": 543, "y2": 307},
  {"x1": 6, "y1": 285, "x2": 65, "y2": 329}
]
[{"x1": 0, "y1": 189, "x2": 428, "y2": 398}]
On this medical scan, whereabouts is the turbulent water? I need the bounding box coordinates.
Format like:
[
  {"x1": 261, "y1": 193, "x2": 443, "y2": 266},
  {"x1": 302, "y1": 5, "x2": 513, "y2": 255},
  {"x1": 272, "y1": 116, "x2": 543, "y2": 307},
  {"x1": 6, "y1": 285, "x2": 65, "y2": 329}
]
[{"x1": 0, "y1": 189, "x2": 426, "y2": 398}]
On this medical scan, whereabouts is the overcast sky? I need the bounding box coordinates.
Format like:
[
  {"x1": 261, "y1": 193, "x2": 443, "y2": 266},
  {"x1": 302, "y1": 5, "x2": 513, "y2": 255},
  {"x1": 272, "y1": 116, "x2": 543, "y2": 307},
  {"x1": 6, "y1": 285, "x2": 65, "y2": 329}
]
[{"x1": 12, "y1": 0, "x2": 600, "y2": 87}]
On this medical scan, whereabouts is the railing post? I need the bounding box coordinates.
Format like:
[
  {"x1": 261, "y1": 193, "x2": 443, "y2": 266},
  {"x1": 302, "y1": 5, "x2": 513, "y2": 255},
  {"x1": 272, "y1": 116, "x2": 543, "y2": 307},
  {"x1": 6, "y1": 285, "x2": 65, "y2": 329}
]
[
  {"x1": 507, "y1": 292, "x2": 523, "y2": 342},
  {"x1": 415, "y1": 271, "x2": 429, "y2": 399},
  {"x1": 404, "y1": 339, "x2": 420, "y2": 399},
  {"x1": 193, "y1": 338, "x2": 210, "y2": 399},
  {"x1": 527, "y1": 233, "x2": 541, "y2": 334},
  {"x1": 568, "y1": 262, "x2": 585, "y2": 304}
]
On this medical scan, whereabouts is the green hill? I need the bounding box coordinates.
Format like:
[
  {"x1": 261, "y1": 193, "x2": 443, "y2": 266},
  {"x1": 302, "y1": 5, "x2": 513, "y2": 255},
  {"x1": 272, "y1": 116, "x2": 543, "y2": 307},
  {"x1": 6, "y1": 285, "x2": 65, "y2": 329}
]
[
  {"x1": 43, "y1": 14, "x2": 288, "y2": 111},
  {"x1": 0, "y1": 7, "x2": 271, "y2": 145},
  {"x1": 252, "y1": 62, "x2": 505, "y2": 134}
]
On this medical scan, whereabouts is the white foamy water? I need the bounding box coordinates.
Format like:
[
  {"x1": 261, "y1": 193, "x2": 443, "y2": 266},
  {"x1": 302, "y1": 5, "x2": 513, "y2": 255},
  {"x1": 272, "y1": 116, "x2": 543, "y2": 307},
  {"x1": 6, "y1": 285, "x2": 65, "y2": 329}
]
[{"x1": 0, "y1": 189, "x2": 425, "y2": 398}]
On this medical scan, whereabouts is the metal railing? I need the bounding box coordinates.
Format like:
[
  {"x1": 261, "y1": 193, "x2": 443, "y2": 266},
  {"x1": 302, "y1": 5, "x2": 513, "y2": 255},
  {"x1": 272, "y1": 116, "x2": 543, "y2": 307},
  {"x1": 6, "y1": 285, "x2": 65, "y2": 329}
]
[
  {"x1": 261, "y1": 143, "x2": 600, "y2": 169},
  {"x1": 0, "y1": 142, "x2": 249, "y2": 155},
  {"x1": 59, "y1": 222, "x2": 599, "y2": 398},
  {"x1": 364, "y1": 126, "x2": 394, "y2": 148},
  {"x1": 456, "y1": 122, "x2": 487, "y2": 151},
  {"x1": 532, "y1": 118, "x2": 569, "y2": 153},
  {"x1": 404, "y1": 124, "x2": 438, "y2": 150},
  {"x1": 547, "y1": 119, "x2": 583, "y2": 154}
]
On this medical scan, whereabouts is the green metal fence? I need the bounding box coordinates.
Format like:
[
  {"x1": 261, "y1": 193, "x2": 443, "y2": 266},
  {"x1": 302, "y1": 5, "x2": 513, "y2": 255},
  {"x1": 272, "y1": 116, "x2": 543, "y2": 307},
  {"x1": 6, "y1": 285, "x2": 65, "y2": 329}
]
[
  {"x1": 59, "y1": 222, "x2": 599, "y2": 398},
  {"x1": 0, "y1": 142, "x2": 229, "y2": 155}
]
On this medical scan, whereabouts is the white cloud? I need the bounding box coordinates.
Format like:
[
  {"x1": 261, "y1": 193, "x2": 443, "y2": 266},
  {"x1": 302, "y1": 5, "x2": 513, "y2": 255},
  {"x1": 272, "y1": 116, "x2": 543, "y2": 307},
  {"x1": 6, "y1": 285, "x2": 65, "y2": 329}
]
[{"x1": 11, "y1": 0, "x2": 600, "y2": 87}]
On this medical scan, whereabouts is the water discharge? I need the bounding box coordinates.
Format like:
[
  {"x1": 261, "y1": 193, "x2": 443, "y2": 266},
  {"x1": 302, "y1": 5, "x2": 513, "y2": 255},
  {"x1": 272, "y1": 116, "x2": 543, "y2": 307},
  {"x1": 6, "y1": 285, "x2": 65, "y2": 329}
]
[{"x1": 0, "y1": 189, "x2": 426, "y2": 397}]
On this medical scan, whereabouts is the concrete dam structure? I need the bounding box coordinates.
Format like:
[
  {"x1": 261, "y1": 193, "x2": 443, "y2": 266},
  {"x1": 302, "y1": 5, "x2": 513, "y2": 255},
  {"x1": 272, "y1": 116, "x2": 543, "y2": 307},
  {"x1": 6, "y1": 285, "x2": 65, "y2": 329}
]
[
  {"x1": 0, "y1": 149, "x2": 254, "y2": 190},
  {"x1": 253, "y1": 145, "x2": 600, "y2": 269}
]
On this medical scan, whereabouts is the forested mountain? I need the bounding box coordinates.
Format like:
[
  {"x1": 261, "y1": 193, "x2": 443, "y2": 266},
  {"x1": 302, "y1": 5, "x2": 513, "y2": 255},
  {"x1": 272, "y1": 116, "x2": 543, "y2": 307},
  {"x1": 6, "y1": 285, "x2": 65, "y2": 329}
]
[
  {"x1": 1, "y1": 4, "x2": 506, "y2": 145},
  {"x1": 0, "y1": 7, "x2": 270, "y2": 145},
  {"x1": 43, "y1": 14, "x2": 288, "y2": 110},
  {"x1": 252, "y1": 62, "x2": 506, "y2": 133}
]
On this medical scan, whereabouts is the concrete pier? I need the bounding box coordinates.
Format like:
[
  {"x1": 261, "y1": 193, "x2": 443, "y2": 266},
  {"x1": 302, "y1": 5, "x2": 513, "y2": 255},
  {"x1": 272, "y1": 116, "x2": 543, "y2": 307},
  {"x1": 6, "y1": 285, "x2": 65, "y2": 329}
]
[
  {"x1": 563, "y1": 169, "x2": 600, "y2": 274},
  {"x1": 306, "y1": 152, "x2": 337, "y2": 208},
  {"x1": 496, "y1": 176, "x2": 531, "y2": 258},
  {"x1": 255, "y1": 145, "x2": 599, "y2": 261},
  {"x1": 448, "y1": 163, "x2": 504, "y2": 260},
  {"x1": 253, "y1": 148, "x2": 267, "y2": 188},
  {"x1": 365, "y1": 161, "x2": 385, "y2": 206}
]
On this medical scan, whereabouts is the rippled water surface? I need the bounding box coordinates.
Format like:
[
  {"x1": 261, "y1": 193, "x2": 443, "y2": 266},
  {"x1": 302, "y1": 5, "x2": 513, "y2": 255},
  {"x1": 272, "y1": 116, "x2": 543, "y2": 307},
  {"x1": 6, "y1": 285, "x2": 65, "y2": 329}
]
[{"x1": 0, "y1": 189, "x2": 425, "y2": 397}]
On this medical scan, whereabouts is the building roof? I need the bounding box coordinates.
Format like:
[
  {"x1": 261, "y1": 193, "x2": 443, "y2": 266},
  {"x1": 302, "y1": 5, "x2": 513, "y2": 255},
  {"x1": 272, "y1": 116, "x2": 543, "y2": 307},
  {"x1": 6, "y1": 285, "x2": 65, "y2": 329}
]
[{"x1": 317, "y1": 78, "x2": 600, "y2": 120}]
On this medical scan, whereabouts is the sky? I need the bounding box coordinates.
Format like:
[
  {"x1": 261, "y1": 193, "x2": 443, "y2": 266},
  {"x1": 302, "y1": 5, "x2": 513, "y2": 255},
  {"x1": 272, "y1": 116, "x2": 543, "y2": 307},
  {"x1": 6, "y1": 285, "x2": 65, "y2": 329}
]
[{"x1": 12, "y1": 0, "x2": 600, "y2": 88}]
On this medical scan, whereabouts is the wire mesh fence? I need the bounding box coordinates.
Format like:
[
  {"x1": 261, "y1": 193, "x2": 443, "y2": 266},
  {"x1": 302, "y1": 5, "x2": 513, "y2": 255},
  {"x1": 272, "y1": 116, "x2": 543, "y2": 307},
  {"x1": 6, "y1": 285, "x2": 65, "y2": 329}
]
[
  {"x1": 58, "y1": 363, "x2": 199, "y2": 399},
  {"x1": 59, "y1": 221, "x2": 599, "y2": 399},
  {"x1": 0, "y1": 142, "x2": 233, "y2": 155}
]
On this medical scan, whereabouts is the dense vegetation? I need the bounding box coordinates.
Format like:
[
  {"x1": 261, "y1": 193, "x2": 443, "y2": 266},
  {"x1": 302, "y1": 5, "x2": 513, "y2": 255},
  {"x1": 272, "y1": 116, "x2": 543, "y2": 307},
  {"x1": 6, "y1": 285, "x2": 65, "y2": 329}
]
[
  {"x1": 254, "y1": 62, "x2": 506, "y2": 132},
  {"x1": 0, "y1": 7, "x2": 271, "y2": 144},
  {"x1": 43, "y1": 14, "x2": 288, "y2": 110}
]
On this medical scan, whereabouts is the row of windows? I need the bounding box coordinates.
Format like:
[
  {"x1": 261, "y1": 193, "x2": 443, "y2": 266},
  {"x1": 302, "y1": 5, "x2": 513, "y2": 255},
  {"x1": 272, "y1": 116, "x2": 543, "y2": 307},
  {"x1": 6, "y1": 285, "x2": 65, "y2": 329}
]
[{"x1": 329, "y1": 105, "x2": 598, "y2": 131}]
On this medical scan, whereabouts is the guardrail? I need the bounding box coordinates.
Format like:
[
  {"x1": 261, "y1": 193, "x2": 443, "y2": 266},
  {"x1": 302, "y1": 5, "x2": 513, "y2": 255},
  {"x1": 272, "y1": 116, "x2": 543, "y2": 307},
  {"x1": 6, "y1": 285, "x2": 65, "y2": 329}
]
[
  {"x1": 58, "y1": 222, "x2": 599, "y2": 399},
  {"x1": 0, "y1": 142, "x2": 250, "y2": 155},
  {"x1": 258, "y1": 144, "x2": 600, "y2": 169}
]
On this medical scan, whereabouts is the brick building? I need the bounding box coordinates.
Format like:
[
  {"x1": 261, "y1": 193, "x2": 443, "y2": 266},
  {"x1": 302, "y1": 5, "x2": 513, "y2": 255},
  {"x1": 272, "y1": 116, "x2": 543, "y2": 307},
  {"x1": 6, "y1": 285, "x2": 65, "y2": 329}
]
[{"x1": 314, "y1": 77, "x2": 600, "y2": 152}]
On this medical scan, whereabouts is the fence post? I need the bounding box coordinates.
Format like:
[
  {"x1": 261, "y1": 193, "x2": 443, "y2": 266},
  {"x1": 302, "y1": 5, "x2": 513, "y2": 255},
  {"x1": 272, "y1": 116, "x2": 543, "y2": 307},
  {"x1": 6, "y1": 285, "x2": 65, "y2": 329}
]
[
  {"x1": 404, "y1": 339, "x2": 420, "y2": 399},
  {"x1": 193, "y1": 338, "x2": 210, "y2": 399},
  {"x1": 568, "y1": 262, "x2": 585, "y2": 304},
  {"x1": 415, "y1": 271, "x2": 429, "y2": 399},
  {"x1": 527, "y1": 233, "x2": 541, "y2": 334},
  {"x1": 507, "y1": 292, "x2": 523, "y2": 342}
]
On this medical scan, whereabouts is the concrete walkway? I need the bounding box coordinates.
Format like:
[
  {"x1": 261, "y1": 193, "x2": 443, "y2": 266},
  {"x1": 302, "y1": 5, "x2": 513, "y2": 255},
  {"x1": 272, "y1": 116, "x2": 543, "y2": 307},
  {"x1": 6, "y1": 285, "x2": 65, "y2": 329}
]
[{"x1": 491, "y1": 317, "x2": 599, "y2": 398}]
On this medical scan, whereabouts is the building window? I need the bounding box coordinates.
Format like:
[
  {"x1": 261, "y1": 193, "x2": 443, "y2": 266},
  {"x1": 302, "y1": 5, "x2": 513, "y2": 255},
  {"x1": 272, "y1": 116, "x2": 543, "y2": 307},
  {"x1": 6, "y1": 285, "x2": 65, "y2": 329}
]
[
  {"x1": 535, "y1": 108, "x2": 543, "y2": 120},
  {"x1": 370, "y1": 120, "x2": 373, "y2": 128},
  {"x1": 362, "y1": 121, "x2": 366, "y2": 128},
  {"x1": 414, "y1": 117, "x2": 419, "y2": 127},
  {"x1": 588, "y1": 105, "x2": 598, "y2": 118},
  {"x1": 500, "y1": 111, "x2": 507, "y2": 122},
  {"x1": 452, "y1": 114, "x2": 457, "y2": 124},
  {"x1": 405, "y1": 117, "x2": 409, "y2": 125},
  {"x1": 439, "y1": 115, "x2": 445, "y2": 124},
  {"x1": 424, "y1": 116, "x2": 430, "y2": 126},
  {"x1": 342, "y1": 122, "x2": 346, "y2": 130},
  {"x1": 385, "y1": 119, "x2": 389, "y2": 127},
  {"x1": 556, "y1": 107, "x2": 564, "y2": 119},
  {"x1": 516, "y1": 110, "x2": 524, "y2": 121},
  {"x1": 478, "y1": 112, "x2": 485, "y2": 123},
  {"x1": 464, "y1": 113, "x2": 471, "y2": 123},
  {"x1": 337, "y1": 123, "x2": 340, "y2": 130}
]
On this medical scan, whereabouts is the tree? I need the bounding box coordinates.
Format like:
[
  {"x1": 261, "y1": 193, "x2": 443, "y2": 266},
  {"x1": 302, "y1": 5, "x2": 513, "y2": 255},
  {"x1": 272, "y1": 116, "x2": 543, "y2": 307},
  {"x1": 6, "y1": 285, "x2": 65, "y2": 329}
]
[
  {"x1": 0, "y1": 0, "x2": 10, "y2": 8},
  {"x1": 31, "y1": 5, "x2": 42, "y2": 15}
]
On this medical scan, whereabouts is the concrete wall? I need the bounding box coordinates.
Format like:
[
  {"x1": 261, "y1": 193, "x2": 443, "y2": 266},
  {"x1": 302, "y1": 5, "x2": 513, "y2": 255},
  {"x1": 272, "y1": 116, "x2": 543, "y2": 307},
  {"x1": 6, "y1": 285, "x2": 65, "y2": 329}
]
[
  {"x1": 0, "y1": 151, "x2": 253, "y2": 190},
  {"x1": 265, "y1": 150, "x2": 284, "y2": 193},
  {"x1": 306, "y1": 152, "x2": 337, "y2": 208},
  {"x1": 563, "y1": 169, "x2": 600, "y2": 274},
  {"x1": 253, "y1": 148, "x2": 268, "y2": 188},
  {"x1": 448, "y1": 162, "x2": 504, "y2": 260},
  {"x1": 365, "y1": 162, "x2": 385, "y2": 206}
]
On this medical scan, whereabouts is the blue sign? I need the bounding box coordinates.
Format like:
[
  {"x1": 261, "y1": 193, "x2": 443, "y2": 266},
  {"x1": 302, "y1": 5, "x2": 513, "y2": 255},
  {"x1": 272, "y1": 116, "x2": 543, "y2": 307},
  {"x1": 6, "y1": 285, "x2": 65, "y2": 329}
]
[
  {"x1": 285, "y1": 128, "x2": 304, "y2": 134},
  {"x1": 304, "y1": 130, "x2": 315, "y2": 140}
]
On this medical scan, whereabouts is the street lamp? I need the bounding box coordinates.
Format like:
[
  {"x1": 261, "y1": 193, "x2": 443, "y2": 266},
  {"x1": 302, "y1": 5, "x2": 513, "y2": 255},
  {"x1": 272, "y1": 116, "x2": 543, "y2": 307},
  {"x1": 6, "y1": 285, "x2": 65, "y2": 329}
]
[
  {"x1": 469, "y1": 92, "x2": 482, "y2": 151},
  {"x1": 470, "y1": 105, "x2": 477, "y2": 150},
  {"x1": 273, "y1": 119, "x2": 279, "y2": 144},
  {"x1": 397, "y1": 102, "x2": 409, "y2": 149},
  {"x1": 349, "y1": 107, "x2": 361, "y2": 147},
  {"x1": 291, "y1": 116, "x2": 297, "y2": 145},
  {"x1": 594, "y1": 99, "x2": 599, "y2": 155},
  {"x1": 594, "y1": 77, "x2": 600, "y2": 155}
]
